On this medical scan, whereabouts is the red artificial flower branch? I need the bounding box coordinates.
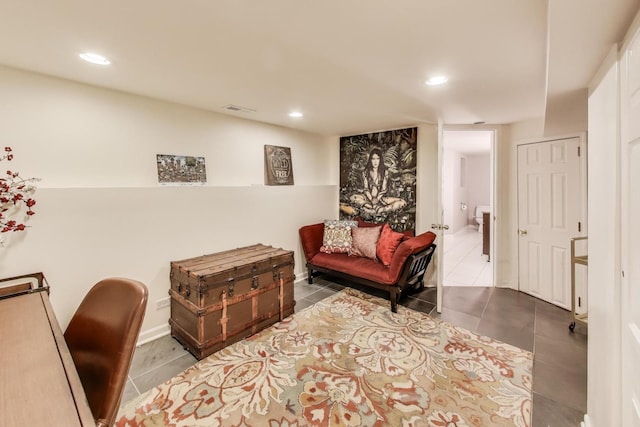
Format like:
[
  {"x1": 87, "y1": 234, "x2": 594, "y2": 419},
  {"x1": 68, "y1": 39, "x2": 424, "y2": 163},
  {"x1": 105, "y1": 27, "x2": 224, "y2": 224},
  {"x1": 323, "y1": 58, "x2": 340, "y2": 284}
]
[{"x1": 0, "y1": 147, "x2": 39, "y2": 239}]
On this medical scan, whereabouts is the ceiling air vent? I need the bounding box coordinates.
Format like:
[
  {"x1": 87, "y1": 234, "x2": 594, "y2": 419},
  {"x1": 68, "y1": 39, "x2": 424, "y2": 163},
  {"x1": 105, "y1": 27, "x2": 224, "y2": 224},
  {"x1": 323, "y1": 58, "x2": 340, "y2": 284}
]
[{"x1": 222, "y1": 104, "x2": 256, "y2": 113}]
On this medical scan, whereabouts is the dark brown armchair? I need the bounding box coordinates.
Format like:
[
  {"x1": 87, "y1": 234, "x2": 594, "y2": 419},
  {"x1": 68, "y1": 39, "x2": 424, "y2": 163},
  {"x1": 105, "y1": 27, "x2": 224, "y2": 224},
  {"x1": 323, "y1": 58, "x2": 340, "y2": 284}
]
[{"x1": 64, "y1": 278, "x2": 148, "y2": 427}]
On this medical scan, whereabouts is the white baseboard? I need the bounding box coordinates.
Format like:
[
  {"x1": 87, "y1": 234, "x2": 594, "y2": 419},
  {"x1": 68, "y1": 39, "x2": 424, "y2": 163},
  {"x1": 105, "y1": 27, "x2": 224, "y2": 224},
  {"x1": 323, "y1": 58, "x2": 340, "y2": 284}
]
[
  {"x1": 496, "y1": 280, "x2": 514, "y2": 289},
  {"x1": 581, "y1": 414, "x2": 592, "y2": 427},
  {"x1": 137, "y1": 323, "x2": 170, "y2": 346}
]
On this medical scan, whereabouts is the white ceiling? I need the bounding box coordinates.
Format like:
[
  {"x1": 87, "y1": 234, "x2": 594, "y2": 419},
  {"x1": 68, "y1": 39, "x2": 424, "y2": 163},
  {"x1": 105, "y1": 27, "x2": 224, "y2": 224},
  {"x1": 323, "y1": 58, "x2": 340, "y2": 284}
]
[
  {"x1": 443, "y1": 130, "x2": 492, "y2": 155},
  {"x1": 0, "y1": 0, "x2": 638, "y2": 137}
]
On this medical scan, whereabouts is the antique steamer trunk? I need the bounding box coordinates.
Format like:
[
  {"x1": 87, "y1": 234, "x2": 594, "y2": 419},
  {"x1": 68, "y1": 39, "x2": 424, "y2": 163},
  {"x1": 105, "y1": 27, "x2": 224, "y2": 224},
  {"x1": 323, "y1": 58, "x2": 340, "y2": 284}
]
[{"x1": 169, "y1": 244, "x2": 295, "y2": 359}]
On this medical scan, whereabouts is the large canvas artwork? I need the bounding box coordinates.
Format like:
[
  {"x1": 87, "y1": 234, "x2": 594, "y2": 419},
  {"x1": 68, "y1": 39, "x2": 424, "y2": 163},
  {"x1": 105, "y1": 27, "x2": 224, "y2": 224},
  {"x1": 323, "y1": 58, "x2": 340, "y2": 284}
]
[{"x1": 339, "y1": 127, "x2": 417, "y2": 232}]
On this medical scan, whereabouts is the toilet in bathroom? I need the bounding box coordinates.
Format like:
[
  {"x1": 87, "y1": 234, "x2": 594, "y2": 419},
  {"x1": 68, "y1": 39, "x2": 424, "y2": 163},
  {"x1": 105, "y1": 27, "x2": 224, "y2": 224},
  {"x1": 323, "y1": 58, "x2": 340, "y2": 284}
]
[{"x1": 474, "y1": 205, "x2": 491, "y2": 233}]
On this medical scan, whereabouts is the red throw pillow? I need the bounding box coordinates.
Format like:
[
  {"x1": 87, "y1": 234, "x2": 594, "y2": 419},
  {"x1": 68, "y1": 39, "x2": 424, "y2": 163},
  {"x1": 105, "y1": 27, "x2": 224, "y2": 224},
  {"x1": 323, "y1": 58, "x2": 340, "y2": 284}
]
[{"x1": 376, "y1": 224, "x2": 404, "y2": 266}]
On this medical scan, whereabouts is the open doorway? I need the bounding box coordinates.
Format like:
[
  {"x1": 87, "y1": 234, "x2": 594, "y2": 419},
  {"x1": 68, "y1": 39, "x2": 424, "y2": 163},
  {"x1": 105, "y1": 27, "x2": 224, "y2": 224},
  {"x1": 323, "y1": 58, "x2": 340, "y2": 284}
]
[{"x1": 442, "y1": 129, "x2": 494, "y2": 287}]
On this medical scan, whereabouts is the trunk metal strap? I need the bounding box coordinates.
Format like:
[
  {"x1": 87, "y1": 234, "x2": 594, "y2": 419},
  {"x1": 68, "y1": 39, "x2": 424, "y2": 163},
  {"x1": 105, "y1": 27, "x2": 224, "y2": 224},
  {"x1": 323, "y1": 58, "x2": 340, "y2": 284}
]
[
  {"x1": 278, "y1": 272, "x2": 284, "y2": 321},
  {"x1": 220, "y1": 290, "x2": 229, "y2": 342}
]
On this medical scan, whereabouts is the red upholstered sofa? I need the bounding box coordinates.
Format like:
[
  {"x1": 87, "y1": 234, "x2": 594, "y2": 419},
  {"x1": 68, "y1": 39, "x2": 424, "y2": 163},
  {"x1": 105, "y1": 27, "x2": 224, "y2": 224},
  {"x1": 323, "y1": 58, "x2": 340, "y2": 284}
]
[{"x1": 299, "y1": 222, "x2": 436, "y2": 312}]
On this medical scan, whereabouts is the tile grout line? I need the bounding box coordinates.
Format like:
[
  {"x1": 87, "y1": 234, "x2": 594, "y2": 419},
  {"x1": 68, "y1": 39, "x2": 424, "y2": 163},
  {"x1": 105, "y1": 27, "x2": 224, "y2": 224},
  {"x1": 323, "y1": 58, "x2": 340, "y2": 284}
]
[
  {"x1": 475, "y1": 287, "x2": 494, "y2": 333},
  {"x1": 130, "y1": 352, "x2": 194, "y2": 380}
]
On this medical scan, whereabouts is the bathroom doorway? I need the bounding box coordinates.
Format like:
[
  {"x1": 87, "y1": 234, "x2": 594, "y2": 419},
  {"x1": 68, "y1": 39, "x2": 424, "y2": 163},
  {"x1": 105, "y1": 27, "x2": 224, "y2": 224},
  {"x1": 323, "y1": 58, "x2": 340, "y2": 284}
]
[{"x1": 441, "y1": 128, "x2": 495, "y2": 287}]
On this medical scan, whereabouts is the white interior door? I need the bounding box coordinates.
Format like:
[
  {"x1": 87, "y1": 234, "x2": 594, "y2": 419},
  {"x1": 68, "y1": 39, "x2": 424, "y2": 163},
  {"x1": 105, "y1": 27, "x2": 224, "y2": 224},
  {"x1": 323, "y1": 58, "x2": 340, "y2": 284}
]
[
  {"x1": 517, "y1": 138, "x2": 581, "y2": 309},
  {"x1": 620, "y1": 25, "x2": 640, "y2": 427},
  {"x1": 416, "y1": 123, "x2": 443, "y2": 313}
]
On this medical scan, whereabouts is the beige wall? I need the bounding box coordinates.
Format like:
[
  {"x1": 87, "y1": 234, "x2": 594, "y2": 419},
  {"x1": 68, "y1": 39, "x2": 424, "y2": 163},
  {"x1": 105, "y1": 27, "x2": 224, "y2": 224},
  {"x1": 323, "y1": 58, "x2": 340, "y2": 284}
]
[
  {"x1": 544, "y1": 89, "x2": 589, "y2": 137},
  {"x1": 2, "y1": 62, "x2": 577, "y2": 343},
  {"x1": 466, "y1": 153, "x2": 491, "y2": 225},
  {"x1": 0, "y1": 65, "x2": 338, "y2": 341},
  {"x1": 0, "y1": 65, "x2": 440, "y2": 341},
  {"x1": 0, "y1": 66, "x2": 335, "y2": 188}
]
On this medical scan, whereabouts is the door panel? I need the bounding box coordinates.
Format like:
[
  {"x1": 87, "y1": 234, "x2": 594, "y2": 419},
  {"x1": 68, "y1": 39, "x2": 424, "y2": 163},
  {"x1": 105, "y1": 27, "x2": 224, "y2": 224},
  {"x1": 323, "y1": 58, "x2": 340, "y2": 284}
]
[
  {"x1": 551, "y1": 245, "x2": 567, "y2": 303},
  {"x1": 517, "y1": 138, "x2": 580, "y2": 309},
  {"x1": 527, "y1": 174, "x2": 541, "y2": 225},
  {"x1": 621, "y1": 26, "x2": 640, "y2": 427},
  {"x1": 551, "y1": 173, "x2": 567, "y2": 228},
  {"x1": 527, "y1": 242, "x2": 541, "y2": 294}
]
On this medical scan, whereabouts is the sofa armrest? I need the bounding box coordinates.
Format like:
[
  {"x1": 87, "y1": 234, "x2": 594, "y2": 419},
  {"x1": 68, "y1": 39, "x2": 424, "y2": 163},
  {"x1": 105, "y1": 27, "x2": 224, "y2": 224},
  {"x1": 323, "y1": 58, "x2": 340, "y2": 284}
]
[
  {"x1": 299, "y1": 223, "x2": 325, "y2": 262},
  {"x1": 387, "y1": 231, "x2": 437, "y2": 281}
]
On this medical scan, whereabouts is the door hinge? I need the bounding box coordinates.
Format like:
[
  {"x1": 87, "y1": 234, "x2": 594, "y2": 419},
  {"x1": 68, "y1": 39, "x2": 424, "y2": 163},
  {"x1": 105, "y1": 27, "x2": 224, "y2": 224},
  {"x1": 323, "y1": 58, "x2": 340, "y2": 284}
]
[
  {"x1": 578, "y1": 296, "x2": 581, "y2": 307},
  {"x1": 578, "y1": 222, "x2": 582, "y2": 232},
  {"x1": 578, "y1": 146, "x2": 581, "y2": 157}
]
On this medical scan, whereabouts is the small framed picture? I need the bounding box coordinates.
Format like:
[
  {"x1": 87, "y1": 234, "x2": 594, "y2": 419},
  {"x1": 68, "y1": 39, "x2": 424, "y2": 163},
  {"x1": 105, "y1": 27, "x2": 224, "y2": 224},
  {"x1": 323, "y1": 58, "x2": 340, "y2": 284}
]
[
  {"x1": 264, "y1": 145, "x2": 294, "y2": 185},
  {"x1": 156, "y1": 154, "x2": 207, "y2": 185}
]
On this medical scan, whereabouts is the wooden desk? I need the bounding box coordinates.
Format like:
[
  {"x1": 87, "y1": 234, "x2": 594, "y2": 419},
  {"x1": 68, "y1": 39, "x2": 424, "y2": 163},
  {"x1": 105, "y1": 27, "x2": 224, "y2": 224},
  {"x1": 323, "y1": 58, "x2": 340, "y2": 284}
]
[{"x1": 0, "y1": 291, "x2": 95, "y2": 426}]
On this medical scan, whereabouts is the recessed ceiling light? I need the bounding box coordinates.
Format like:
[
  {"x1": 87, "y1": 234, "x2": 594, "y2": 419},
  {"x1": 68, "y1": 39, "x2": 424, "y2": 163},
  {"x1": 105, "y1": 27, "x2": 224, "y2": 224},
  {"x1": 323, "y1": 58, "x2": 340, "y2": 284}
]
[
  {"x1": 425, "y1": 76, "x2": 448, "y2": 86},
  {"x1": 79, "y1": 52, "x2": 111, "y2": 65},
  {"x1": 289, "y1": 111, "x2": 303, "y2": 118}
]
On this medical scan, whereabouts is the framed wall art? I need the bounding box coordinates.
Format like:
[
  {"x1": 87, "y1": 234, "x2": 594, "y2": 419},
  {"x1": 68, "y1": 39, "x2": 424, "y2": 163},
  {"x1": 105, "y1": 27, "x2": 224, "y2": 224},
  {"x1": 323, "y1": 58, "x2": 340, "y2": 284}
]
[
  {"x1": 264, "y1": 145, "x2": 294, "y2": 185},
  {"x1": 156, "y1": 154, "x2": 207, "y2": 185},
  {"x1": 339, "y1": 127, "x2": 417, "y2": 232}
]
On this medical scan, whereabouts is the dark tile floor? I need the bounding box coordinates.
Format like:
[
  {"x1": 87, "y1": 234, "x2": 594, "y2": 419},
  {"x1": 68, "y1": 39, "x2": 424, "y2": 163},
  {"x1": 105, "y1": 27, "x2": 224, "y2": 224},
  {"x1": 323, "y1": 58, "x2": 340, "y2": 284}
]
[{"x1": 121, "y1": 278, "x2": 587, "y2": 427}]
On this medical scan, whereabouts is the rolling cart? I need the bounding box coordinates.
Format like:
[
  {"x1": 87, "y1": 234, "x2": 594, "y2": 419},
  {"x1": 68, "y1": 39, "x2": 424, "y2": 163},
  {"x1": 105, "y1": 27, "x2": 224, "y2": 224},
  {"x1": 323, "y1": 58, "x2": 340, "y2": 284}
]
[{"x1": 569, "y1": 236, "x2": 588, "y2": 331}]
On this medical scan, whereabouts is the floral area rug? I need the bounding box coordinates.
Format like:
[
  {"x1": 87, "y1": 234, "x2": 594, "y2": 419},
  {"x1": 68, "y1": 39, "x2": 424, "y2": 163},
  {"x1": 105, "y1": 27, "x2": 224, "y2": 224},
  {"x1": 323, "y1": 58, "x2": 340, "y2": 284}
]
[{"x1": 116, "y1": 288, "x2": 532, "y2": 427}]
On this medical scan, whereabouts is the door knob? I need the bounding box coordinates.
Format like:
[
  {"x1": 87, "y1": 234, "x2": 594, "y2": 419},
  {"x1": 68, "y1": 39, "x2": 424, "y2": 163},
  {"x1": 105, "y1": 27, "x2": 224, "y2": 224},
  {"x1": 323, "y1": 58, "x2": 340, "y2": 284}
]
[
  {"x1": 518, "y1": 229, "x2": 528, "y2": 236},
  {"x1": 430, "y1": 224, "x2": 450, "y2": 230}
]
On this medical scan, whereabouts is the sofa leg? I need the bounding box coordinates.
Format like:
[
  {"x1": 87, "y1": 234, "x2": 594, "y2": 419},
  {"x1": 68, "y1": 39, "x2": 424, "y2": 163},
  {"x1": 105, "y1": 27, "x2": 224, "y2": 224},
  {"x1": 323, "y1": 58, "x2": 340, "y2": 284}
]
[
  {"x1": 390, "y1": 289, "x2": 398, "y2": 313},
  {"x1": 307, "y1": 268, "x2": 314, "y2": 284}
]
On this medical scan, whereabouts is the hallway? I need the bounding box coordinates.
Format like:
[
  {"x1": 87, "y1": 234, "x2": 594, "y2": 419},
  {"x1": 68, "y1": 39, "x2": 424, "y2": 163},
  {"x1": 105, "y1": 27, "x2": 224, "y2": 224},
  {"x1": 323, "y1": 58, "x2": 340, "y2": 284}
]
[{"x1": 444, "y1": 225, "x2": 492, "y2": 286}]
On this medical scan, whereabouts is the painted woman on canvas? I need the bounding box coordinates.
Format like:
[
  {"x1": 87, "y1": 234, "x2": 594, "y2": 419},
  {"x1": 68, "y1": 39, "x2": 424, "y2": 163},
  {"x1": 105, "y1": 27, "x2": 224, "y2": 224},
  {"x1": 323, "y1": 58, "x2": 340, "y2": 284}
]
[{"x1": 349, "y1": 148, "x2": 407, "y2": 218}]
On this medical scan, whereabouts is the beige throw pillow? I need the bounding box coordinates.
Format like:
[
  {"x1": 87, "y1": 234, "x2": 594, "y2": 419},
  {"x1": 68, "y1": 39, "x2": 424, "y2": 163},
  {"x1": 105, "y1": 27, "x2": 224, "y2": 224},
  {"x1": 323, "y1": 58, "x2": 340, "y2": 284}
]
[
  {"x1": 349, "y1": 225, "x2": 382, "y2": 260},
  {"x1": 320, "y1": 220, "x2": 358, "y2": 254}
]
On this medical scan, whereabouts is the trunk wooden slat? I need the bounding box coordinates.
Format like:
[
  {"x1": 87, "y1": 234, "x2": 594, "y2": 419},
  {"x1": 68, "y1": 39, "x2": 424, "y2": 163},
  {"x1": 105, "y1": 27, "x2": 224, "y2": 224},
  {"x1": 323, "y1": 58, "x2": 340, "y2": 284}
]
[{"x1": 169, "y1": 244, "x2": 295, "y2": 359}]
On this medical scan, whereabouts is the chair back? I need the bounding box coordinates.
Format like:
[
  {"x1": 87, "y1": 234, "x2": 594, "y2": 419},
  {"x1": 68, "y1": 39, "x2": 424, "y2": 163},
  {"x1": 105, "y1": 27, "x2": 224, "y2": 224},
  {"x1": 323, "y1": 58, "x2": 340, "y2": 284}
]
[{"x1": 64, "y1": 278, "x2": 148, "y2": 427}]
